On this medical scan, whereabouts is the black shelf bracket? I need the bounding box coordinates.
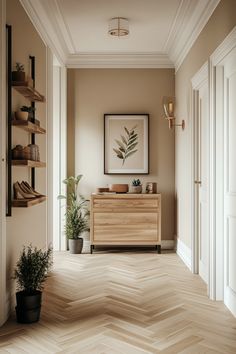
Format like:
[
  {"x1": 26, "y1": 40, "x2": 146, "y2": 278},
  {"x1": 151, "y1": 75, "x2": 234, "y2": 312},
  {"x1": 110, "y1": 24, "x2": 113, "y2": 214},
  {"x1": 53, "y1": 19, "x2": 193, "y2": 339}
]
[
  {"x1": 29, "y1": 55, "x2": 35, "y2": 189},
  {"x1": 6, "y1": 24, "x2": 12, "y2": 217}
]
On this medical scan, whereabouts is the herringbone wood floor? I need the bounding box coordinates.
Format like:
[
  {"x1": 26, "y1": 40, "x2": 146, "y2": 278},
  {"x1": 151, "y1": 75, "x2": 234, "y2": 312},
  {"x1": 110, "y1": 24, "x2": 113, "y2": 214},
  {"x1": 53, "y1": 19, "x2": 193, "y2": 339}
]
[{"x1": 1, "y1": 251, "x2": 236, "y2": 353}]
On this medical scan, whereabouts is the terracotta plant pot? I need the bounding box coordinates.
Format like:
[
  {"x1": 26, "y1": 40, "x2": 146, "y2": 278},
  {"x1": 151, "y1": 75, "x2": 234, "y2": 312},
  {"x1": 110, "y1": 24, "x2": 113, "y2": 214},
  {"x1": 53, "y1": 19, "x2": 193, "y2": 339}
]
[
  {"x1": 15, "y1": 111, "x2": 28, "y2": 121},
  {"x1": 130, "y1": 185, "x2": 142, "y2": 194},
  {"x1": 69, "y1": 238, "x2": 83, "y2": 254}
]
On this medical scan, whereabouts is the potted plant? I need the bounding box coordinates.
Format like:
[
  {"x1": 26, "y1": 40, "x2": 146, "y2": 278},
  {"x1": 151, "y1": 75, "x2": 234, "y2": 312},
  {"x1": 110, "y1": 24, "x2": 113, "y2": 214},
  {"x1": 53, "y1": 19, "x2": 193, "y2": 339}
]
[
  {"x1": 58, "y1": 175, "x2": 89, "y2": 254},
  {"x1": 15, "y1": 106, "x2": 35, "y2": 121},
  {"x1": 14, "y1": 245, "x2": 52, "y2": 323},
  {"x1": 12, "y1": 62, "x2": 25, "y2": 82},
  {"x1": 130, "y1": 179, "x2": 142, "y2": 193}
]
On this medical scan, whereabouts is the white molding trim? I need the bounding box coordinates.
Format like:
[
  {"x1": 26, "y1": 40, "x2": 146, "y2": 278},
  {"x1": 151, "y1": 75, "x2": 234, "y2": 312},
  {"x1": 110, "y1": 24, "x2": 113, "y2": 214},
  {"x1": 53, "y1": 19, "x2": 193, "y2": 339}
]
[
  {"x1": 169, "y1": 0, "x2": 220, "y2": 72},
  {"x1": 66, "y1": 53, "x2": 174, "y2": 69},
  {"x1": 161, "y1": 240, "x2": 175, "y2": 250},
  {"x1": 211, "y1": 26, "x2": 236, "y2": 66},
  {"x1": 19, "y1": 0, "x2": 67, "y2": 65},
  {"x1": 191, "y1": 62, "x2": 208, "y2": 89},
  {"x1": 20, "y1": 0, "x2": 220, "y2": 70},
  {"x1": 176, "y1": 238, "x2": 192, "y2": 270}
]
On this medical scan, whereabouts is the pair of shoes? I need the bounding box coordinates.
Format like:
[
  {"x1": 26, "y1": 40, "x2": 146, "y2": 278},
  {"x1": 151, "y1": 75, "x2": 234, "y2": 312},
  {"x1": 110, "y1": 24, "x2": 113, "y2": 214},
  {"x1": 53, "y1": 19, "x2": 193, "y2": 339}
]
[
  {"x1": 20, "y1": 181, "x2": 43, "y2": 197},
  {"x1": 14, "y1": 182, "x2": 35, "y2": 199},
  {"x1": 13, "y1": 181, "x2": 44, "y2": 200}
]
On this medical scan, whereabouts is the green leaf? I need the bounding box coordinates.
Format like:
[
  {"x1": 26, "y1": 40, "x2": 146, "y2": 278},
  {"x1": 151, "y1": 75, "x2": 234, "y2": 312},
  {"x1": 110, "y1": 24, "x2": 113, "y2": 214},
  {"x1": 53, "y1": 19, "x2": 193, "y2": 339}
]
[
  {"x1": 127, "y1": 142, "x2": 138, "y2": 152},
  {"x1": 115, "y1": 139, "x2": 125, "y2": 151},
  {"x1": 121, "y1": 135, "x2": 127, "y2": 145},
  {"x1": 125, "y1": 149, "x2": 138, "y2": 159}
]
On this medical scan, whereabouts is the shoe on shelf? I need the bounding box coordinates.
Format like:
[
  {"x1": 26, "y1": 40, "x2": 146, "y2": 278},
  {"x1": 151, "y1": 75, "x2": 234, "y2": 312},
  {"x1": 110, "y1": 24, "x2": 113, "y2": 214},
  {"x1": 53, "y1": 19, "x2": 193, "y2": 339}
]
[
  {"x1": 22, "y1": 181, "x2": 44, "y2": 196},
  {"x1": 13, "y1": 182, "x2": 36, "y2": 200}
]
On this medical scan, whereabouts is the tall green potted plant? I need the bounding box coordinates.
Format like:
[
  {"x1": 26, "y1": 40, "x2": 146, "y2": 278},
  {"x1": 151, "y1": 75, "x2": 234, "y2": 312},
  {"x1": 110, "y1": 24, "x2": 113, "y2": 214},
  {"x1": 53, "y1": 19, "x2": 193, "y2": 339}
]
[
  {"x1": 14, "y1": 245, "x2": 52, "y2": 323},
  {"x1": 58, "y1": 175, "x2": 89, "y2": 254}
]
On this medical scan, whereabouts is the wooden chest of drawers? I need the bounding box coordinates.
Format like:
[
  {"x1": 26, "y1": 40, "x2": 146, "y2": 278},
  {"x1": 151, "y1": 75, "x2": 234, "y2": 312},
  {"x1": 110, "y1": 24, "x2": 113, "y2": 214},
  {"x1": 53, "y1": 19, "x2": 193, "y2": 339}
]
[{"x1": 90, "y1": 194, "x2": 161, "y2": 253}]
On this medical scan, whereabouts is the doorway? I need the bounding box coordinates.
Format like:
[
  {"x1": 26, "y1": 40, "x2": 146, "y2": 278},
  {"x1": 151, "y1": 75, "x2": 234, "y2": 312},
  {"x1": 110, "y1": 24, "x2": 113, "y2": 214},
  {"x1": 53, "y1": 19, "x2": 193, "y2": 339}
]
[{"x1": 210, "y1": 28, "x2": 236, "y2": 315}]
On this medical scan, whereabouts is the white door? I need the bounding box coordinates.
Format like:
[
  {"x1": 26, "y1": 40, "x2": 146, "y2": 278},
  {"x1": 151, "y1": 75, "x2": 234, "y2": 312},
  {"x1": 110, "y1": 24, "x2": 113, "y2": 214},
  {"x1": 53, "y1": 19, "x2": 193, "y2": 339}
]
[
  {"x1": 223, "y1": 47, "x2": 236, "y2": 316},
  {"x1": 192, "y1": 63, "x2": 209, "y2": 285},
  {"x1": 197, "y1": 81, "x2": 209, "y2": 284}
]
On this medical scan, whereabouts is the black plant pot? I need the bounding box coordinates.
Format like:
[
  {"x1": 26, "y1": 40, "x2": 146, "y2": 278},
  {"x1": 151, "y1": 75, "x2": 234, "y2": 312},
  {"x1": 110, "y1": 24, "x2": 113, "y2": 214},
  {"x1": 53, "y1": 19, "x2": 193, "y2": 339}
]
[
  {"x1": 15, "y1": 305, "x2": 41, "y2": 323},
  {"x1": 15, "y1": 291, "x2": 42, "y2": 323},
  {"x1": 12, "y1": 71, "x2": 25, "y2": 82}
]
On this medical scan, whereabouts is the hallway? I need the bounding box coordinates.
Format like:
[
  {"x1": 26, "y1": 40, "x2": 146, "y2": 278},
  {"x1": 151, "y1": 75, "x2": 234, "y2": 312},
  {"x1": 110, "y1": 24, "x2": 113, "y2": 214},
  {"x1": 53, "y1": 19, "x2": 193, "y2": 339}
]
[{"x1": 0, "y1": 252, "x2": 236, "y2": 353}]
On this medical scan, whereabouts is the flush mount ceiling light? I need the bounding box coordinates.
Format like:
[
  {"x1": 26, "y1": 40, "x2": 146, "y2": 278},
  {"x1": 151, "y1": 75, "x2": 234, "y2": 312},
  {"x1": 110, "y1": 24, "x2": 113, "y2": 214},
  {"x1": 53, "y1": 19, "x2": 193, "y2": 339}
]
[{"x1": 108, "y1": 17, "x2": 129, "y2": 37}]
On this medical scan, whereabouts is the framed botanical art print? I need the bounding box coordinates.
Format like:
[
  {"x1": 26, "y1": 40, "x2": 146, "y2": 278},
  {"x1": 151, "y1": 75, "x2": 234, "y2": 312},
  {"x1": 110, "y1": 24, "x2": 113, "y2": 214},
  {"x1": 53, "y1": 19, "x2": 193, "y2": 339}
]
[{"x1": 104, "y1": 114, "x2": 149, "y2": 174}]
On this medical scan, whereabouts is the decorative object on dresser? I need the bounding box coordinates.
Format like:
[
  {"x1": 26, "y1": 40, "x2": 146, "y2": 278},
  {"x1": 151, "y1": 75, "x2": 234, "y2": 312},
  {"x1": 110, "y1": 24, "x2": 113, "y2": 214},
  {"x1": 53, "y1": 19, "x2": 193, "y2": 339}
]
[
  {"x1": 58, "y1": 175, "x2": 90, "y2": 254},
  {"x1": 109, "y1": 184, "x2": 129, "y2": 193},
  {"x1": 146, "y1": 182, "x2": 157, "y2": 194},
  {"x1": 104, "y1": 114, "x2": 149, "y2": 175},
  {"x1": 14, "y1": 244, "x2": 52, "y2": 323},
  {"x1": 90, "y1": 194, "x2": 161, "y2": 254},
  {"x1": 129, "y1": 179, "x2": 142, "y2": 193}
]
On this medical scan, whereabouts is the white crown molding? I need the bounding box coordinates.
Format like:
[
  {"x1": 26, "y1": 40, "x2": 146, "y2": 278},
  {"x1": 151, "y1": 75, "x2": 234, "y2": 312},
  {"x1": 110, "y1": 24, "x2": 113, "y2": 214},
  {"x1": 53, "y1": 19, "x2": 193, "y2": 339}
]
[
  {"x1": 168, "y1": 0, "x2": 220, "y2": 72},
  {"x1": 20, "y1": 0, "x2": 220, "y2": 69},
  {"x1": 19, "y1": 0, "x2": 68, "y2": 65},
  {"x1": 66, "y1": 52, "x2": 174, "y2": 69}
]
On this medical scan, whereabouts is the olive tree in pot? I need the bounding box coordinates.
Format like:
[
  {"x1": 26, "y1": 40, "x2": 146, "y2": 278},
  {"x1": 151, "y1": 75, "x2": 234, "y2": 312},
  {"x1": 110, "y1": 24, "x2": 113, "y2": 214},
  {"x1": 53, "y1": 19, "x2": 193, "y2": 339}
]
[
  {"x1": 14, "y1": 245, "x2": 52, "y2": 323},
  {"x1": 58, "y1": 175, "x2": 89, "y2": 254}
]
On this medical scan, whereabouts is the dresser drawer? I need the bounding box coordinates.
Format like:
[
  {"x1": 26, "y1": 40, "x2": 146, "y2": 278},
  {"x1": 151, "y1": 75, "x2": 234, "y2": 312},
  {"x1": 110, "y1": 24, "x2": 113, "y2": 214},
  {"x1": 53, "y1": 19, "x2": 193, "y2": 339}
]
[
  {"x1": 93, "y1": 198, "x2": 159, "y2": 210},
  {"x1": 93, "y1": 212, "x2": 159, "y2": 243}
]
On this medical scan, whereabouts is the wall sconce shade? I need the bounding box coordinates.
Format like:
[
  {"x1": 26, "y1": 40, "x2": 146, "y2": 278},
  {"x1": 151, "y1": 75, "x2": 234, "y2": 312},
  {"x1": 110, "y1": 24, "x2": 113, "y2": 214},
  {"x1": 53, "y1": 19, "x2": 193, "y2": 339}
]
[
  {"x1": 162, "y1": 96, "x2": 185, "y2": 130},
  {"x1": 108, "y1": 17, "x2": 129, "y2": 37}
]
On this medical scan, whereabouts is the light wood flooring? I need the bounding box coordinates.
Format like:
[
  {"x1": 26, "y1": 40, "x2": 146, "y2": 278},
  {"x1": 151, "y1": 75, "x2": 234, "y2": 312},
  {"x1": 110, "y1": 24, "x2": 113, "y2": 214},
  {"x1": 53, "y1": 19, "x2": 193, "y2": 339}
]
[{"x1": 0, "y1": 251, "x2": 236, "y2": 353}]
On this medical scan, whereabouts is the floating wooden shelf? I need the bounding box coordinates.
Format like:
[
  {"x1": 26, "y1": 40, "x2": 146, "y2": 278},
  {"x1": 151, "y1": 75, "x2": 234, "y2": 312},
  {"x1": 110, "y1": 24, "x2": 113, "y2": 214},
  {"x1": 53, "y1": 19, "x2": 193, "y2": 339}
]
[
  {"x1": 12, "y1": 160, "x2": 46, "y2": 167},
  {"x1": 12, "y1": 120, "x2": 46, "y2": 134},
  {"x1": 12, "y1": 81, "x2": 45, "y2": 102},
  {"x1": 12, "y1": 196, "x2": 46, "y2": 207}
]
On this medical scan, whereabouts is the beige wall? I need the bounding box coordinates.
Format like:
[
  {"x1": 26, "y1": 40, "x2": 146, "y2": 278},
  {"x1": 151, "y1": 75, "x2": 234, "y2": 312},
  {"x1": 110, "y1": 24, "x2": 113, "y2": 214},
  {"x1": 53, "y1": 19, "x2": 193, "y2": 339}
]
[
  {"x1": 6, "y1": 0, "x2": 47, "y2": 300},
  {"x1": 67, "y1": 68, "x2": 175, "y2": 241},
  {"x1": 175, "y1": 0, "x2": 236, "y2": 248}
]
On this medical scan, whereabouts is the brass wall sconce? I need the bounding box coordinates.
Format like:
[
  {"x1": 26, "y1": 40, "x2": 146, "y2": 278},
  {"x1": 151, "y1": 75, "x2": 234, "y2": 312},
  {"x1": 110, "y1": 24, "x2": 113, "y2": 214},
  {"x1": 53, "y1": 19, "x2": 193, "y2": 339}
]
[{"x1": 162, "y1": 96, "x2": 185, "y2": 130}]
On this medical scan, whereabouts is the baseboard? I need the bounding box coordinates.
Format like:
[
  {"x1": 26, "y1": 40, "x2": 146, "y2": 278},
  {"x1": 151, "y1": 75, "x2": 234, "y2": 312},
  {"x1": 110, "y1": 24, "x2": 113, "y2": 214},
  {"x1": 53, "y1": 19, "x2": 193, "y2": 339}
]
[
  {"x1": 161, "y1": 240, "x2": 175, "y2": 250},
  {"x1": 176, "y1": 238, "x2": 192, "y2": 270}
]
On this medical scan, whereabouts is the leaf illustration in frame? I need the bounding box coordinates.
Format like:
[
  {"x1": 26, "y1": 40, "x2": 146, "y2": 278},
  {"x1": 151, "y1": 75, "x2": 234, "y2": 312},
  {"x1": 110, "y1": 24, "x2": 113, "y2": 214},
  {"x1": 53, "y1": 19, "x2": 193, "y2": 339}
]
[{"x1": 113, "y1": 125, "x2": 138, "y2": 165}]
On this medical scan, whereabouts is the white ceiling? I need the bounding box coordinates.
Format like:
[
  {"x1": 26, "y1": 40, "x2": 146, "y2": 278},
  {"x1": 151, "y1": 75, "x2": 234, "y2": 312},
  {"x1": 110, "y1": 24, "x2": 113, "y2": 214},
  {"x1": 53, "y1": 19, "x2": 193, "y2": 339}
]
[{"x1": 20, "y1": 0, "x2": 220, "y2": 70}]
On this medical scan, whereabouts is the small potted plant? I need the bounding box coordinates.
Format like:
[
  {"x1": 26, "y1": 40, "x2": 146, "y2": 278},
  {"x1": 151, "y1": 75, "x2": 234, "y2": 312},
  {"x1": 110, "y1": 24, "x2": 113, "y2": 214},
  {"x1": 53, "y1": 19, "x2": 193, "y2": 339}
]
[
  {"x1": 14, "y1": 245, "x2": 52, "y2": 323},
  {"x1": 58, "y1": 175, "x2": 89, "y2": 254},
  {"x1": 15, "y1": 106, "x2": 35, "y2": 121},
  {"x1": 130, "y1": 179, "x2": 142, "y2": 193},
  {"x1": 12, "y1": 62, "x2": 25, "y2": 82}
]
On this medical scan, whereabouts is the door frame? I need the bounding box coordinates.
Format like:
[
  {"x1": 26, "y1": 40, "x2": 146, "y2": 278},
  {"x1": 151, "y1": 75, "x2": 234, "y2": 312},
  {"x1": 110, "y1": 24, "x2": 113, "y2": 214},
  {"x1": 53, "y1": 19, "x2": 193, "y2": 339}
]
[
  {"x1": 191, "y1": 62, "x2": 209, "y2": 279},
  {"x1": 46, "y1": 48, "x2": 67, "y2": 251},
  {"x1": 209, "y1": 26, "x2": 236, "y2": 301}
]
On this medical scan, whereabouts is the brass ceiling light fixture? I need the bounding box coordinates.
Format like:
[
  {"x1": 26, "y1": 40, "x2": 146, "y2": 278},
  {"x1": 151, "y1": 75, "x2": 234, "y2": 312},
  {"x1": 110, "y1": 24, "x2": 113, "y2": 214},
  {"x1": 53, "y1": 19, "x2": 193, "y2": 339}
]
[{"x1": 108, "y1": 17, "x2": 129, "y2": 37}]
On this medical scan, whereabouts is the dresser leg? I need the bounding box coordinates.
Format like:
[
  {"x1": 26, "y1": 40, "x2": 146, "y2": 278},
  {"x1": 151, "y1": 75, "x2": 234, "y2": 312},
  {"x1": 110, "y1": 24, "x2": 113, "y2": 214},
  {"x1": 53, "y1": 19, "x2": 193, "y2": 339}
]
[
  {"x1": 90, "y1": 245, "x2": 93, "y2": 254},
  {"x1": 157, "y1": 245, "x2": 161, "y2": 254}
]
